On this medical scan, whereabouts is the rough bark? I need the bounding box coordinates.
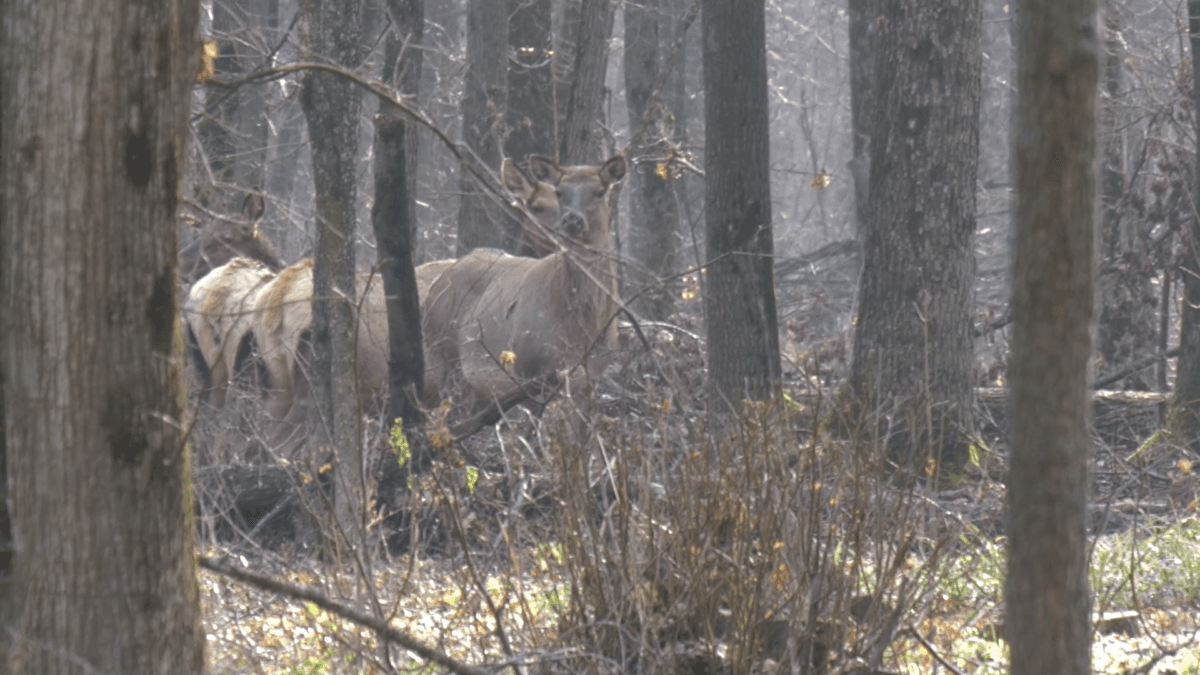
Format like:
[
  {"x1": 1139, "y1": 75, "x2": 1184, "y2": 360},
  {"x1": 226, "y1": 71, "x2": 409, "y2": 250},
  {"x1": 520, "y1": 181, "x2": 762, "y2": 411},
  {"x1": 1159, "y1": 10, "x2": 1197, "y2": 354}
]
[
  {"x1": 847, "y1": 0, "x2": 877, "y2": 239},
  {"x1": 1005, "y1": 0, "x2": 1098, "y2": 670},
  {"x1": 505, "y1": 0, "x2": 555, "y2": 163},
  {"x1": 299, "y1": 0, "x2": 365, "y2": 551},
  {"x1": 1170, "y1": 0, "x2": 1200, "y2": 453},
  {"x1": 457, "y1": 0, "x2": 516, "y2": 253},
  {"x1": 625, "y1": 0, "x2": 679, "y2": 320},
  {"x1": 845, "y1": 0, "x2": 980, "y2": 472},
  {"x1": 0, "y1": 1, "x2": 206, "y2": 672},
  {"x1": 701, "y1": 0, "x2": 781, "y2": 411},
  {"x1": 558, "y1": 0, "x2": 615, "y2": 164}
]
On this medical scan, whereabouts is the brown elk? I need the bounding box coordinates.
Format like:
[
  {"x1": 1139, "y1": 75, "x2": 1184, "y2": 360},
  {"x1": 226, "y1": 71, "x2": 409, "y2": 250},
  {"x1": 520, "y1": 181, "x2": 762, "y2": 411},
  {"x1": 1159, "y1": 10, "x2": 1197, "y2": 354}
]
[
  {"x1": 251, "y1": 258, "x2": 454, "y2": 424},
  {"x1": 183, "y1": 257, "x2": 277, "y2": 410},
  {"x1": 178, "y1": 193, "x2": 282, "y2": 285},
  {"x1": 422, "y1": 154, "x2": 626, "y2": 412}
]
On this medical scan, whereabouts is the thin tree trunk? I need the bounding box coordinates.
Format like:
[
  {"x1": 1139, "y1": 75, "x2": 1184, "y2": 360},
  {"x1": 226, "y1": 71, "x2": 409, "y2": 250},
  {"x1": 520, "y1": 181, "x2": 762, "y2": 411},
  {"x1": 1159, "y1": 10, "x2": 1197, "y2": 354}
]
[
  {"x1": 505, "y1": 0, "x2": 555, "y2": 163},
  {"x1": 1005, "y1": 0, "x2": 1097, "y2": 668},
  {"x1": 0, "y1": 1, "x2": 205, "y2": 672},
  {"x1": 558, "y1": 0, "x2": 615, "y2": 164},
  {"x1": 701, "y1": 0, "x2": 781, "y2": 412},
  {"x1": 847, "y1": 0, "x2": 876, "y2": 240},
  {"x1": 299, "y1": 0, "x2": 365, "y2": 554}
]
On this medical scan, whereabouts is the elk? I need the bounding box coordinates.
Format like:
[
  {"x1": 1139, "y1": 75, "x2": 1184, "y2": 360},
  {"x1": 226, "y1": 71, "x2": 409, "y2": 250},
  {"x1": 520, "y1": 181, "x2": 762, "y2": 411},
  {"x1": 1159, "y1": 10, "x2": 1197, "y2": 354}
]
[
  {"x1": 251, "y1": 258, "x2": 454, "y2": 424},
  {"x1": 422, "y1": 154, "x2": 626, "y2": 413},
  {"x1": 182, "y1": 257, "x2": 277, "y2": 410},
  {"x1": 178, "y1": 193, "x2": 282, "y2": 285}
]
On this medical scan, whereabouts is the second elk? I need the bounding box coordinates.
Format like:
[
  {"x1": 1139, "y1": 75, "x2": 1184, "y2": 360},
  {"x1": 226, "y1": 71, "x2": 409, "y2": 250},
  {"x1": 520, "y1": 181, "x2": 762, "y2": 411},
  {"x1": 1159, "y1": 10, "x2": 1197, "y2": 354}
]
[{"x1": 422, "y1": 154, "x2": 626, "y2": 415}]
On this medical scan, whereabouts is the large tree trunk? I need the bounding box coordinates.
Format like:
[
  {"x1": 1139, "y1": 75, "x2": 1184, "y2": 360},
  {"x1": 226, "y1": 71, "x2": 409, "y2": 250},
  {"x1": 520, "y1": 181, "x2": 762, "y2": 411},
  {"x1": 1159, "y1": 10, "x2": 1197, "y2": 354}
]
[
  {"x1": 1170, "y1": 1, "x2": 1200, "y2": 453},
  {"x1": 0, "y1": 1, "x2": 206, "y2": 672},
  {"x1": 558, "y1": 0, "x2": 615, "y2": 164},
  {"x1": 505, "y1": 0, "x2": 555, "y2": 163},
  {"x1": 457, "y1": 0, "x2": 514, "y2": 254},
  {"x1": 625, "y1": 0, "x2": 680, "y2": 321},
  {"x1": 375, "y1": 0, "x2": 428, "y2": 465},
  {"x1": 299, "y1": 0, "x2": 365, "y2": 552},
  {"x1": 701, "y1": 0, "x2": 781, "y2": 411},
  {"x1": 1005, "y1": 0, "x2": 1098, "y2": 669},
  {"x1": 844, "y1": 0, "x2": 980, "y2": 472},
  {"x1": 847, "y1": 0, "x2": 876, "y2": 240}
]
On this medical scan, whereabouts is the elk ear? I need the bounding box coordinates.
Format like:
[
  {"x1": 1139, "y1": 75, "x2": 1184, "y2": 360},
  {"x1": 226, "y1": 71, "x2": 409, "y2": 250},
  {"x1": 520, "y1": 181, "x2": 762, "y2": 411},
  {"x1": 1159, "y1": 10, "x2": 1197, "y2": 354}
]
[
  {"x1": 241, "y1": 193, "x2": 265, "y2": 221},
  {"x1": 502, "y1": 158, "x2": 536, "y2": 200},
  {"x1": 599, "y1": 155, "x2": 627, "y2": 187},
  {"x1": 527, "y1": 155, "x2": 563, "y2": 184}
]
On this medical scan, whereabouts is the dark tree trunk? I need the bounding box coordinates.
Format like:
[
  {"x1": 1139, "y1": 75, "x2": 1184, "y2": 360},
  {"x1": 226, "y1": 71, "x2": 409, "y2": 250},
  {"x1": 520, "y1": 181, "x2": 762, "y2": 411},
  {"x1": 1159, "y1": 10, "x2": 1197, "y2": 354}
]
[
  {"x1": 0, "y1": 1, "x2": 206, "y2": 671},
  {"x1": 1005, "y1": 0, "x2": 1097, "y2": 669},
  {"x1": 845, "y1": 0, "x2": 980, "y2": 472},
  {"x1": 457, "y1": 0, "x2": 515, "y2": 253},
  {"x1": 701, "y1": 0, "x2": 781, "y2": 411},
  {"x1": 375, "y1": 0, "x2": 428, "y2": 466},
  {"x1": 558, "y1": 0, "x2": 615, "y2": 164},
  {"x1": 388, "y1": 0, "x2": 424, "y2": 246},
  {"x1": 1170, "y1": 0, "x2": 1200, "y2": 452},
  {"x1": 847, "y1": 0, "x2": 876, "y2": 239},
  {"x1": 505, "y1": 0, "x2": 555, "y2": 163},
  {"x1": 625, "y1": 0, "x2": 679, "y2": 320},
  {"x1": 299, "y1": 0, "x2": 365, "y2": 546}
]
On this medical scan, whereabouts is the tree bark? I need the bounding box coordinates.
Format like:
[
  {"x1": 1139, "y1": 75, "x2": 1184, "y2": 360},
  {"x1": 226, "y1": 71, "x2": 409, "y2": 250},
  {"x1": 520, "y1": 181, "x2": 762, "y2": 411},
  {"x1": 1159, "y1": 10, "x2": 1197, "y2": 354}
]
[
  {"x1": 701, "y1": 0, "x2": 781, "y2": 411},
  {"x1": 625, "y1": 0, "x2": 680, "y2": 321},
  {"x1": 847, "y1": 0, "x2": 877, "y2": 240},
  {"x1": 1005, "y1": 0, "x2": 1097, "y2": 669},
  {"x1": 845, "y1": 0, "x2": 980, "y2": 472},
  {"x1": 0, "y1": 1, "x2": 206, "y2": 672},
  {"x1": 457, "y1": 0, "x2": 515, "y2": 254},
  {"x1": 299, "y1": 0, "x2": 365, "y2": 552},
  {"x1": 558, "y1": 0, "x2": 615, "y2": 164},
  {"x1": 1170, "y1": 0, "x2": 1200, "y2": 453}
]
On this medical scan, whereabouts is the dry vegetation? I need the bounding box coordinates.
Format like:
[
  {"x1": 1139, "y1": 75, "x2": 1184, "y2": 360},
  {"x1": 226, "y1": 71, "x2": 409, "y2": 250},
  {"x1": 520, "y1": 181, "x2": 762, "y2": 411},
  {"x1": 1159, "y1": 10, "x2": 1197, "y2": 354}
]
[{"x1": 191, "y1": 318, "x2": 1200, "y2": 675}]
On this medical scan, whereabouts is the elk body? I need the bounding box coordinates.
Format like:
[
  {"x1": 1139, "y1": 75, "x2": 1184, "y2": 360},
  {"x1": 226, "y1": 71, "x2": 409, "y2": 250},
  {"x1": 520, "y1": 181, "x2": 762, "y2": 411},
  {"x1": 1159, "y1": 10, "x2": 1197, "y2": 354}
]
[
  {"x1": 422, "y1": 154, "x2": 626, "y2": 411},
  {"x1": 183, "y1": 257, "x2": 277, "y2": 409},
  {"x1": 178, "y1": 193, "x2": 282, "y2": 285}
]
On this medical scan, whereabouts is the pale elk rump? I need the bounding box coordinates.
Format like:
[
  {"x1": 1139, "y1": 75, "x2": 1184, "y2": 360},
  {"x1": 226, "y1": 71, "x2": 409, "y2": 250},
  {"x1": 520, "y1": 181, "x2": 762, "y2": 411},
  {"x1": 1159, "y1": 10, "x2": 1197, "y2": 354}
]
[
  {"x1": 183, "y1": 257, "x2": 277, "y2": 410},
  {"x1": 421, "y1": 154, "x2": 627, "y2": 413},
  {"x1": 178, "y1": 193, "x2": 282, "y2": 286},
  {"x1": 251, "y1": 258, "x2": 455, "y2": 424}
]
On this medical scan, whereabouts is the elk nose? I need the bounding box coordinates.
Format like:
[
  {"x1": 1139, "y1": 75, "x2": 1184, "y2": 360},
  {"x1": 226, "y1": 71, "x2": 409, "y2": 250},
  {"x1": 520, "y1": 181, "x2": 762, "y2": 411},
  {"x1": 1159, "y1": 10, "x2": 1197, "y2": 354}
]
[{"x1": 562, "y1": 211, "x2": 585, "y2": 237}]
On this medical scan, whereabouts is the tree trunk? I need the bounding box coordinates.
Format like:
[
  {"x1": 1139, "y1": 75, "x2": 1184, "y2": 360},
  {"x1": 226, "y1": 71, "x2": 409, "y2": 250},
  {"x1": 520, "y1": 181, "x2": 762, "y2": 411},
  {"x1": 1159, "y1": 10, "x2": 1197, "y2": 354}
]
[
  {"x1": 625, "y1": 0, "x2": 680, "y2": 321},
  {"x1": 1169, "y1": 0, "x2": 1200, "y2": 453},
  {"x1": 558, "y1": 0, "x2": 615, "y2": 164},
  {"x1": 845, "y1": 0, "x2": 980, "y2": 472},
  {"x1": 505, "y1": 0, "x2": 555, "y2": 163},
  {"x1": 299, "y1": 0, "x2": 365, "y2": 553},
  {"x1": 375, "y1": 0, "x2": 428, "y2": 466},
  {"x1": 847, "y1": 0, "x2": 876, "y2": 240},
  {"x1": 457, "y1": 0, "x2": 515, "y2": 254},
  {"x1": 0, "y1": 1, "x2": 206, "y2": 672},
  {"x1": 701, "y1": 0, "x2": 781, "y2": 411},
  {"x1": 1005, "y1": 0, "x2": 1097, "y2": 669}
]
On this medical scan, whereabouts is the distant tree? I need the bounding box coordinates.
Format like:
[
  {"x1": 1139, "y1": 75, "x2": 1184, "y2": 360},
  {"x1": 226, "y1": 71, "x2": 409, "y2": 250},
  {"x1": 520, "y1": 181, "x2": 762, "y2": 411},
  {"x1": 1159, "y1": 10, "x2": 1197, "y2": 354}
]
[
  {"x1": 0, "y1": 1, "x2": 206, "y2": 672},
  {"x1": 299, "y1": 0, "x2": 366, "y2": 545},
  {"x1": 558, "y1": 0, "x2": 615, "y2": 164},
  {"x1": 505, "y1": 0, "x2": 554, "y2": 164},
  {"x1": 457, "y1": 0, "x2": 512, "y2": 253},
  {"x1": 847, "y1": 0, "x2": 877, "y2": 239},
  {"x1": 1170, "y1": 0, "x2": 1200, "y2": 453},
  {"x1": 1005, "y1": 0, "x2": 1097, "y2": 670},
  {"x1": 701, "y1": 0, "x2": 782, "y2": 411},
  {"x1": 844, "y1": 0, "x2": 980, "y2": 473},
  {"x1": 625, "y1": 0, "x2": 680, "y2": 320}
]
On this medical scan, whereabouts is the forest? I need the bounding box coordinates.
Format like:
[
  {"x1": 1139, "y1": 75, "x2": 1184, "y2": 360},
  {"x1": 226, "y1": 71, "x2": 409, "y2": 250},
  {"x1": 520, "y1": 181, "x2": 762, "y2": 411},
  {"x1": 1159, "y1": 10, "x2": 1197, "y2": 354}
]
[{"x1": 2, "y1": 0, "x2": 1200, "y2": 673}]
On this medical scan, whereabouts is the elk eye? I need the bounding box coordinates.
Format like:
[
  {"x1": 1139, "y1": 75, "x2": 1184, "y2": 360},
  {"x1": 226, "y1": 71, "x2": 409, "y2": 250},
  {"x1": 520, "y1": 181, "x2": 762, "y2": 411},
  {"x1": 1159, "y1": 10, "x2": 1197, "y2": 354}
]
[
  {"x1": 594, "y1": 189, "x2": 605, "y2": 198},
  {"x1": 530, "y1": 204, "x2": 546, "y2": 214},
  {"x1": 555, "y1": 189, "x2": 564, "y2": 200}
]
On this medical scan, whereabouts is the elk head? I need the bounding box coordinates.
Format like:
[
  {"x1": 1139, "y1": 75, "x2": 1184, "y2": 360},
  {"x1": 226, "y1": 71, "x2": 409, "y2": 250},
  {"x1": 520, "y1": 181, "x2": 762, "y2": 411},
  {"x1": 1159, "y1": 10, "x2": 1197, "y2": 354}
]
[
  {"x1": 178, "y1": 193, "x2": 281, "y2": 285},
  {"x1": 501, "y1": 155, "x2": 627, "y2": 253}
]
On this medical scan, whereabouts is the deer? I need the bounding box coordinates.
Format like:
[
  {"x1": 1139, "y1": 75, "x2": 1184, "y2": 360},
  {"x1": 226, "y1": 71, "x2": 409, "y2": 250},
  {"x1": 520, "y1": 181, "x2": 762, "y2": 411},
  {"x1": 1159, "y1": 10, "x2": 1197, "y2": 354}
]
[
  {"x1": 421, "y1": 154, "x2": 626, "y2": 416},
  {"x1": 178, "y1": 193, "x2": 282, "y2": 285}
]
